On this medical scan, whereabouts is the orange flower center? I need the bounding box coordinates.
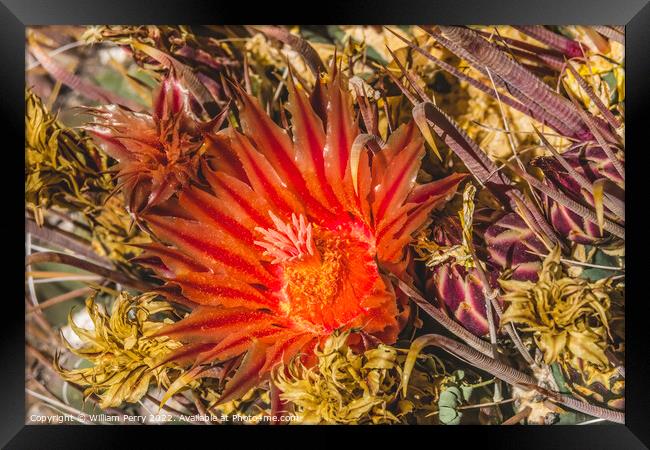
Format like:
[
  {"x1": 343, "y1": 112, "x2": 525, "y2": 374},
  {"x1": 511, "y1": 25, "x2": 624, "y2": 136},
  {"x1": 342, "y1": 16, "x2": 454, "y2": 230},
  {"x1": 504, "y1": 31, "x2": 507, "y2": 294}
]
[{"x1": 255, "y1": 214, "x2": 379, "y2": 334}]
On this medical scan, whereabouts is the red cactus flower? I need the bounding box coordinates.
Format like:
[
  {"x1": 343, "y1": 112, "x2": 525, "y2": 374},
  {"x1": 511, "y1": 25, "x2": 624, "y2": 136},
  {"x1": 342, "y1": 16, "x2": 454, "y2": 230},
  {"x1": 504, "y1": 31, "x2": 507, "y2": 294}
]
[
  {"x1": 87, "y1": 77, "x2": 206, "y2": 212},
  {"x1": 120, "y1": 72, "x2": 466, "y2": 402}
]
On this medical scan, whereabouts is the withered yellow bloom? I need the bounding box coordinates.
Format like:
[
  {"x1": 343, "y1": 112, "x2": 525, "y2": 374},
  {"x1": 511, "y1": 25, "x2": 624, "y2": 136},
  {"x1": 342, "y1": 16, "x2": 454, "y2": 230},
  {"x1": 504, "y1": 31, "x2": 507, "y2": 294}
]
[
  {"x1": 25, "y1": 89, "x2": 110, "y2": 225},
  {"x1": 499, "y1": 246, "x2": 616, "y2": 367},
  {"x1": 413, "y1": 183, "x2": 477, "y2": 270},
  {"x1": 273, "y1": 331, "x2": 401, "y2": 424},
  {"x1": 55, "y1": 292, "x2": 182, "y2": 409}
]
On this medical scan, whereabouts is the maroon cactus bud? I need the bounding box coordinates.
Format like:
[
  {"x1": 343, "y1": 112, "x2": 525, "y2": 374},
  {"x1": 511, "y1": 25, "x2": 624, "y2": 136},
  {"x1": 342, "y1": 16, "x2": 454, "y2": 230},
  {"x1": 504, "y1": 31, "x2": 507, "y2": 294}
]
[
  {"x1": 485, "y1": 213, "x2": 546, "y2": 282},
  {"x1": 534, "y1": 145, "x2": 624, "y2": 189},
  {"x1": 427, "y1": 264, "x2": 501, "y2": 337},
  {"x1": 423, "y1": 215, "x2": 505, "y2": 336},
  {"x1": 431, "y1": 216, "x2": 462, "y2": 246},
  {"x1": 548, "y1": 201, "x2": 605, "y2": 244},
  {"x1": 531, "y1": 145, "x2": 624, "y2": 244}
]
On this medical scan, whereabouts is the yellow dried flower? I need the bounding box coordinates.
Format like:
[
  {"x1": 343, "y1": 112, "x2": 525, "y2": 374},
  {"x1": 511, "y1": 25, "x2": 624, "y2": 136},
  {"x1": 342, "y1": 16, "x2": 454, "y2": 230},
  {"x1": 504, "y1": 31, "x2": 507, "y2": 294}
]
[
  {"x1": 413, "y1": 183, "x2": 476, "y2": 269},
  {"x1": 558, "y1": 353, "x2": 624, "y2": 410},
  {"x1": 82, "y1": 25, "x2": 159, "y2": 46},
  {"x1": 26, "y1": 89, "x2": 111, "y2": 224},
  {"x1": 562, "y1": 38, "x2": 624, "y2": 117},
  {"x1": 55, "y1": 292, "x2": 182, "y2": 409},
  {"x1": 499, "y1": 246, "x2": 617, "y2": 367},
  {"x1": 273, "y1": 331, "x2": 401, "y2": 424}
]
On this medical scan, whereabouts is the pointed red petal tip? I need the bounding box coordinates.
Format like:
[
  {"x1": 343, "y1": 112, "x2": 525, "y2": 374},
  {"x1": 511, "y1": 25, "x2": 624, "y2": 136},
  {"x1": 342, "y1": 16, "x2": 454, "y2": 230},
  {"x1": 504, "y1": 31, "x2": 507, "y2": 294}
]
[
  {"x1": 154, "y1": 75, "x2": 190, "y2": 121},
  {"x1": 216, "y1": 341, "x2": 268, "y2": 405},
  {"x1": 259, "y1": 332, "x2": 314, "y2": 375},
  {"x1": 85, "y1": 127, "x2": 133, "y2": 162},
  {"x1": 375, "y1": 172, "x2": 467, "y2": 264},
  {"x1": 131, "y1": 242, "x2": 208, "y2": 278},
  {"x1": 152, "y1": 306, "x2": 271, "y2": 343},
  {"x1": 143, "y1": 213, "x2": 277, "y2": 287},
  {"x1": 407, "y1": 172, "x2": 468, "y2": 205},
  {"x1": 170, "y1": 271, "x2": 279, "y2": 311},
  {"x1": 158, "y1": 342, "x2": 217, "y2": 367},
  {"x1": 373, "y1": 134, "x2": 426, "y2": 224},
  {"x1": 286, "y1": 75, "x2": 341, "y2": 211}
]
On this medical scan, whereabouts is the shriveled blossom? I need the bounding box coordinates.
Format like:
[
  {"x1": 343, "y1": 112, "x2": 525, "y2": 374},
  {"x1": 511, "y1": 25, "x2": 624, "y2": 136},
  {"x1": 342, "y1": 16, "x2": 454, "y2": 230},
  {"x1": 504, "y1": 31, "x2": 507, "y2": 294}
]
[
  {"x1": 414, "y1": 183, "x2": 477, "y2": 271},
  {"x1": 55, "y1": 292, "x2": 181, "y2": 409},
  {"x1": 499, "y1": 246, "x2": 617, "y2": 367},
  {"x1": 87, "y1": 76, "x2": 206, "y2": 212},
  {"x1": 273, "y1": 331, "x2": 400, "y2": 424},
  {"x1": 26, "y1": 89, "x2": 109, "y2": 224},
  {"x1": 104, "y1": 69, "x2": 467, "y2": 403},
  {"x1": 559, "y1": 352, "x2": 625, "y2": 410}
]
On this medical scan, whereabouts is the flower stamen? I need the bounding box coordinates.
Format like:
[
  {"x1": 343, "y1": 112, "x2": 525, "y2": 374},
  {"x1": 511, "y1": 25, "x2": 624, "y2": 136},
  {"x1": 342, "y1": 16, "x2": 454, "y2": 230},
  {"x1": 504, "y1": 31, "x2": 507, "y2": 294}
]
[{"x1": 254, "y1": 212, "x2": 316, "y2": 264}]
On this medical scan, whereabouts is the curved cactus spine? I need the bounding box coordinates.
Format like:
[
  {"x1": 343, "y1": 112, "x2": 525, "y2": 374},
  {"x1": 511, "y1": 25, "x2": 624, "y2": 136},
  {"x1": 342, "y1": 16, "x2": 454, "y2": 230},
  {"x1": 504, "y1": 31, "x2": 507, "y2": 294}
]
[
  {"x1": 436, "y1": 26, "x2": 590, "y2": 139},
  {"x1": 565, "y1": 63, "x2": 621, "y2": 131},
  {"x1": 592, "y1": 26, "x2": 625, "y2": 43},
  {"x1": 425, "y1": 27, "x2": 579, "y2": 137},
  {"x1": 513, "y1": 26, "x2": 584, "y2": 58},
  {"x1": 388, "y1": 28, "x2": 575, "y2": 137},
  {"x1": 404, "y1": 334, "x2": 624, "y2": 423}
]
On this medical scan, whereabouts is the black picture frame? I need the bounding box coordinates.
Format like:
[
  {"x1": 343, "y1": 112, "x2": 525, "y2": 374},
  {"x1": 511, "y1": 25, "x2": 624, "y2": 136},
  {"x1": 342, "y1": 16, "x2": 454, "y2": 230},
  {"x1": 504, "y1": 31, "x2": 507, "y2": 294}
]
[{"x1": 2, "y1": 1, "x2": 648, "y2": 448}]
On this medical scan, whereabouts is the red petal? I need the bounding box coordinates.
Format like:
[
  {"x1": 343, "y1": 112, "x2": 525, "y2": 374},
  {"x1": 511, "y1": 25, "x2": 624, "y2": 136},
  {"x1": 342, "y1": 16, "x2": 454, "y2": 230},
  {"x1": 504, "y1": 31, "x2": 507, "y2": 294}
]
[
  {"x1": 259, "y1": 332, "x2": 314, "y2": 374},
  {"x1": 87, "y1": 129, "x2": 133, "y2": 161},
  {"x1": 356, "y1": 294, "x2": 400, "y2": 344},
  {"x1": 171, "y1": 271, "x2": 279, "y2": 311},
  {"x1": 132, "y1": 242, "x2": 208, "y2": 278},
  {"x1": 144, "y1": 214, "x2": 277, "y2": 287},
  {"x1": 154, "y1": 306, "x2": 271, "y2": 343},
  {"x1": 204, "y1": 133, "x2": 248, "y2": 182},
  {"x1": 238, "y1": 88, "x2": 296, "y2": 171},
  {"x1": 153, "y1": 76, "x2": 189, "y2": 121},
  {"x1": 159, "y1": 342, "x2": 217, "y2": 366},
  {"x1": 372, "y1": 127, "x2": 424, "y2": 224},
  {"x1": 195, "y1": 326, "x2": 287, "y2": 365},
  {"x1": 287, "y1": 78, "x2": 342, "y2": 211},
  {"x1": 217, "y1": 341, "x2": 268, "y2": 404},
  {"x1": 378, "y1": 173, "x2": 466, "y2": 262},
  {"x1": 228, "y1": 130, "x2": 305, "y2": 219},
  {"x1": 370, "y1": 122, "x2": 418, "y2": 185},
  {"x1": 180, "y1": 185, "x2": 257, "y2": 245},
  {"x1": 406, "y1": 173, "x2": 468, "y2": 205},
  {"x1": 324, "y1": 74, "x2": 359, "y2": 211},
  {"x1": 237, "y1": 88, "x2": 332, "y2": 221},
  {"x1": 375, "y1": 208, "x2": 411, "y2": 263},
  {"x1": 204, "y1": 169, "x2": 274, "y2": 229}
]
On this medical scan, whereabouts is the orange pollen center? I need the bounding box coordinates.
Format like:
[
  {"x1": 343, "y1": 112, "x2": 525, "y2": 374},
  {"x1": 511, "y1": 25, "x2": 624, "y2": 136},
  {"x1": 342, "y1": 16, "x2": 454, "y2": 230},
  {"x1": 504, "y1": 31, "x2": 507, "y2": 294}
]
[{"x1": 255, "y1": 213, "x2": 379, "y2": 333}]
